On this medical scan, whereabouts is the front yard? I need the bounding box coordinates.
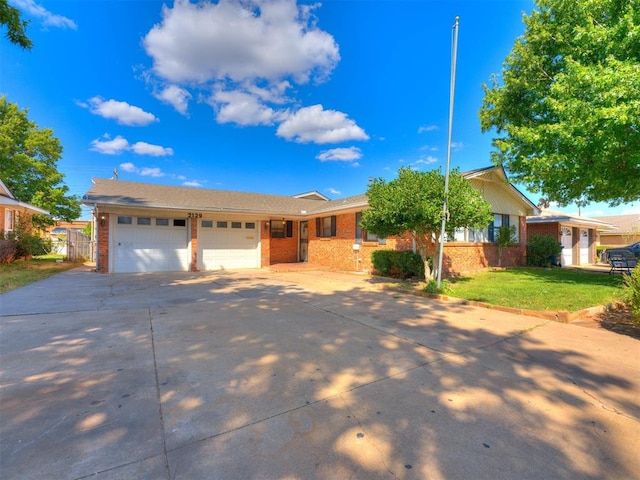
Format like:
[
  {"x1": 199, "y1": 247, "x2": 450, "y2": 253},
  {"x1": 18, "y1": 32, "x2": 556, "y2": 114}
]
[
  {"x1": 447, "y1": 267, "x2": 625, "y2": 311},
  {"x1": 0, "y1": 255, "x2": 81, "y2": 294}
]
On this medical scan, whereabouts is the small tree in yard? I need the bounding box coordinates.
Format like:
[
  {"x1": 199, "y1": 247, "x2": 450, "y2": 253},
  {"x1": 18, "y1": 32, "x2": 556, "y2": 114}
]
[
  {"x1": 360, "y1": 167, "x2": 494, "y2": 280},
  {"x1": 496, "y1": 224, "x2": 517, "y2": 266}
]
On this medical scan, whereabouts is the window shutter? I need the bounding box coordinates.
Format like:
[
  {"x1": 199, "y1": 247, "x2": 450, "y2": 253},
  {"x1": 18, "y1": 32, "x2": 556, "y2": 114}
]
[
  {"x1": 316, "y1": 218, "x2": 321, "y2": 237},
  {"x1": 286, "y1": 220, "x2": 293, "y2": 238},
  {"x1": 355, "y1": 212, "x2": 362, "y2": 241},
  {"x1": 330, "y1": 216, "x2": 337, "y2": 237},
  {"x1": 488, "y1": 220, "x2": 495, "y2": 242}
]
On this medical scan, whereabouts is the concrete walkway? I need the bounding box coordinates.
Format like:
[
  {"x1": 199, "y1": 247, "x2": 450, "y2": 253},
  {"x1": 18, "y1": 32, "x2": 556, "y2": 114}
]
[{"x1": 1, "y1": 267, "x2": 638, "y2": 479}]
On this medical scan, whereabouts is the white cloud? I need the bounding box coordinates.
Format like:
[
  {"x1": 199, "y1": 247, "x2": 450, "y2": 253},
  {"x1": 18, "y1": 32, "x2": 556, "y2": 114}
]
[
  {"x1": 13, "y1": 0, "x2": 77, "y2": 29},
  {"x1": 154, "y1": 85, "x2": 192, "y2": 115},
  {"x1": 90, "y1": 135, "x2": 129, "y2": 155},
  {"x1": 119, "y1": 162, "x2": 136, "y2": 173},
  {"x1": 212, "y1": 89, "x2": 277, "y2": 126},
  {"x1": 451, "y1": 141, "x2": 464, "y2": 150},
  {"x1": 277, "y1": 105, "x2": 369, "y2": 144},
  {"x1": 131, "y1": 141, "x2": 174, "y2": 157},
  {"x1": 317, "y1": 147, "x2": 362, "y2": 162},
  {"x1": 419, "y1": 144, "x2": 438, "y2": 152},
  {"x1": 91, "y1": 135, "x2": 173, "y2": 157},
  {"x1": 139, "y1": 167, "x2": 165, "y2": 177},
  {"x1": 141, "y1": 0, "x2": 365, "y2": 138},
  {"x1": 326, "y1": 187, "x2": 341, "y2": 195},
  {"x1": 143, "y1": 0, "x2": 339, "y2": 85},
  {"x1": 410, "y1": 156, "x2": 439, "y2": 168},
  {"x1": 418, "y1": 125, "x2": 438, "y2": 133},
  {"x1": 119, "y1": 163, "x2": 165, "y2": 178},
  {"x1": 183, "y1": 180, "x2": 203, "y2": 187},
  {"x1": 86, "y1": 97, "x2": 157, "y2": 126}
]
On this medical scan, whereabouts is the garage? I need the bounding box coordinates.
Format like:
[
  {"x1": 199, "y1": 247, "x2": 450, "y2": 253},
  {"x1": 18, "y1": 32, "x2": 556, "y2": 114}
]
[
  {"x1": 113, "y1": 215, "x2": 189, "y2": 273},
  {"x1": 198, "y1": 219, "x2": 260, "y2": 270}
]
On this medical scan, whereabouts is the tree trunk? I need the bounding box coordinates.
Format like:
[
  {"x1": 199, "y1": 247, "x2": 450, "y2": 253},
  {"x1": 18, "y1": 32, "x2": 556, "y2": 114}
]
[{"x1": 413, "y1": 232, "x2": 435, "y2": 280}]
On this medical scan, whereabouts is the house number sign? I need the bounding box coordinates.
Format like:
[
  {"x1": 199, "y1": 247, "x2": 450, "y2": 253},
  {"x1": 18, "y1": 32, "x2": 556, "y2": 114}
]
[{"x1": 188, "y1": 213, "x2": 203, "y2": 218}]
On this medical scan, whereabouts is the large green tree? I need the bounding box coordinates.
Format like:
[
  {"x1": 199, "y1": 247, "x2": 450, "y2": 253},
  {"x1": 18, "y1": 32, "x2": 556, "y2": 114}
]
[
  {"x1": 480, "y1": 0, "x2": 640, "y2": 206},
  {"x1": 0, "y1": 0, "x2": 32, "y2": 49},
  {"x1": 0, "y1": 97, "x2": 81, "y2": 225},
  {"x1": 360, "y1": 167, "x2": 494, "y2": 280}
]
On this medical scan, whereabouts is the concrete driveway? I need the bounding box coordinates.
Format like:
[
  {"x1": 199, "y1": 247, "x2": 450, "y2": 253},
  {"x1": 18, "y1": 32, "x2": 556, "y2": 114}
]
[{"x1": 1, "y1": 267, "x2": 638, "y2": 480}]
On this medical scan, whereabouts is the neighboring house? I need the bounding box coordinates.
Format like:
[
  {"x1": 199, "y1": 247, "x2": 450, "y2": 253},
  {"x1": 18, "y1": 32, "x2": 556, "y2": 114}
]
[
  {"x1": 47, "y1": 220, "x2": 90, "y2": 236},
  {"x1": 527, "y1": 209, "x2": 615, "y2": 266},
  {"x1": 82, "y1": 166, "x2": 536, "y2": 275},
  {"x1": 0, "y1": 178, "x2": 49, "y2": 235},
  {"x1": 591, "y1": 214, "x2": 640, "y2": 247}
]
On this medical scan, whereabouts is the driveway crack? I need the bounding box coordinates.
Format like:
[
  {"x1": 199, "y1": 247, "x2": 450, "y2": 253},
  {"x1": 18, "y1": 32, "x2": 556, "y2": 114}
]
[{"x1": 148, "y1": 307, "x2": 171, "y2": 479}]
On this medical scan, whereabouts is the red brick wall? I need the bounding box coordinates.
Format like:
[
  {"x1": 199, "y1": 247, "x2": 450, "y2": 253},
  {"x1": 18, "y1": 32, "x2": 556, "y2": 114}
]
[
  {"x1": 270, "y1": 221, "x2": 299, "y2": 264},
  {"x1": 190, "y1": 219, "x2": 198, "y2": 271},
  {"x1": 308, "y1": 212, "x2": 399, "y2": 272},
  {"x1": 306, "y1": 212, "x2": 529, "y2": 275},
  {"x1": 261, "y1": 223, "x2": 270, "y2": 267},
  {"x1": 527, "y1": 222, "x2": 560, "y2": 241},
  {"x1": 97, "y1": 213, "x2": 109, "y2": 273}
]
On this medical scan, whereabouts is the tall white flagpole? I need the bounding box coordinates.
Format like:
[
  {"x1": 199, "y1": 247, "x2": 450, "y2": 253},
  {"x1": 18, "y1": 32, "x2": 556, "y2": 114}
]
[{"x1": 437, "y1": 16, "x2": 460, "y2": 289}]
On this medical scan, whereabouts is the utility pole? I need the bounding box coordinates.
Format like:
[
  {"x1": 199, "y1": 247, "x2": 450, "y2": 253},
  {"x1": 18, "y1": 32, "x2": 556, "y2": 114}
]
[{"x1": 437, "y1": 16, "x2": 460, "y2": 289}]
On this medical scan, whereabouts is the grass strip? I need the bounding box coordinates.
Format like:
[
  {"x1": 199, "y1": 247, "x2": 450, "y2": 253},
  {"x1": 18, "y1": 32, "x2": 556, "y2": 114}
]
[
  {"x1": 0, "y1": 255, "x2": 82, "y2": 294},
  {"x1": 447, "y1": 267, "x2": 625, "y2": 311}
]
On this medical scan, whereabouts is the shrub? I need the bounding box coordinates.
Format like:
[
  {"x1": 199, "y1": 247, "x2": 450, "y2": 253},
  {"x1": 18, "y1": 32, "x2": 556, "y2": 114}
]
[
  {"x1": 526, "y1": 234, "x2": 562, "y2": 267},
  {"x1": 623, "y1": 267, "x2": 640, "y2": 321},
  {"x1": 0, "y1": 239, "x2": 18, "y2": 264},
  {"x1": 371, "y1": 250, "x2": 425, "y2": 279}
]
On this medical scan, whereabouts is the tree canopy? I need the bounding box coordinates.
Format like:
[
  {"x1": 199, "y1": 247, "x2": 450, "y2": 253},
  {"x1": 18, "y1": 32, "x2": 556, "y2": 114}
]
[
  {"x1": 0, "y1": 0, "x2": 32, "y2": 49},
  {"x1": 480, "y1": 0, "x2": 640, "y2": 206},
  {"x1": 360, "y1": 167, "x2": 493, "y2": 279},
  {"x1": 0, "y1": 97, "x2": 81, "y2": 225}
]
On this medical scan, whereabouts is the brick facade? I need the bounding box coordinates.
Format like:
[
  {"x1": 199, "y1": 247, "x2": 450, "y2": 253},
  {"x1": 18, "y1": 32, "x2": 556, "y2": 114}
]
[
  {"x1": 96, "y1": 213, "x2": 109, "y2": 272},
  {"x1": 303, "y1": 211, "x2": 527, "y2": 275}
]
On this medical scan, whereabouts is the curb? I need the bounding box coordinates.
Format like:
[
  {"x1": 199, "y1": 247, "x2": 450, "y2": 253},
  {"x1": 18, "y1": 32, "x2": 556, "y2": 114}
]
[{"x1": 383, "y1": 285, "x2": 607, "y2": 323}]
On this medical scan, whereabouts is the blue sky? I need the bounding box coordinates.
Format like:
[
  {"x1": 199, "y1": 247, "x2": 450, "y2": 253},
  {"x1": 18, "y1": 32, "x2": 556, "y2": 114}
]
[{"x1": 2, "y1": 0, "x2": 638, "y2": 220}]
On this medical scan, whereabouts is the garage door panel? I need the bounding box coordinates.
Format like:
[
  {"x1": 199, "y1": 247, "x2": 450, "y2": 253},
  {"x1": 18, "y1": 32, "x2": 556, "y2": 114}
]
[
  {"x1": 114, "y1": 217, "x2": 188, "y2": 273},
  {"x1": 198, "y1": 221, "x2": 259, "y2": 271}
]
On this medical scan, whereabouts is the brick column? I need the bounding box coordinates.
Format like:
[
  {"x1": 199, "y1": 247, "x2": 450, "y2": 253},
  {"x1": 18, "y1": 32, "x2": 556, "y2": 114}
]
[
  {"x1": 190, "y1": 219, "x2": 198, "y2": 272},
  {"x1": 97, "y1": 213, "x2": 109, "y2": 273}
]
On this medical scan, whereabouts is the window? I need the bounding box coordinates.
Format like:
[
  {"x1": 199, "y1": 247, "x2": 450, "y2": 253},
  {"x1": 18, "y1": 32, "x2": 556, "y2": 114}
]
[
  {"x1": 173, "y1": 219, "x2": 186, "y2": 227},
  {"x1": 231, "y1": 221, "x2": 242, "y2": 229},
  {"x1": 156, "y1": 218, "x2": 169, "y2": 226},
  {"x1": 488, "y1": 214, "x2": 509, "y2": 242},
  {"x1": 355, "y1": 212, "x2": 385, "y2": 244},
  {"x1": 217, "y1": 221, "x2": 228, "y2": 228},
  {"x1": 245, "y1": 222, "x2": 255, "y2": 229},
  {"x1": 5, "y1": 210, "x2": 14, "y2": 231},
  {"x1": 201, "y1": 220, "x2": 213, "y2": 228},
  {"x1": 137, "y1": 217, "x2": 151, "y2": 225},
  {"x1": 316, "y1": 216, "x2": 336, "y2": 238},
  {"x1": 117, "y1": 216, "x2": 132, "y2": 225},
  {"x1": 271, "y1": 220, "x2": 293, "y2": 238}
]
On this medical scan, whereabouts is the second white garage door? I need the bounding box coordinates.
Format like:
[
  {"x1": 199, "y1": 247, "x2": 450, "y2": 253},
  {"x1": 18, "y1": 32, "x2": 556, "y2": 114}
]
[
  {"x1": 114, "y1": 216, "x2": 189, "y2": 273},
  {"x1": 198, "y1": 220, "x2": 259, "y2": 270}
]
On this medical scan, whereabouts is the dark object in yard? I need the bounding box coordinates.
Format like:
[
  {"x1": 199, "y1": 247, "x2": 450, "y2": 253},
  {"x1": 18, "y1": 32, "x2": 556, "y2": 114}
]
[
  {"x1": 607, "y1": 250, "x2": 638, "y2": 275},
  {"x1": 601, "y1": 242, "x2": 640, "y2": 262}
]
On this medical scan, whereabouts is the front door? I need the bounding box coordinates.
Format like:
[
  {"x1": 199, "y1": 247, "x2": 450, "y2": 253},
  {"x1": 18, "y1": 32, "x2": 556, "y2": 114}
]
[{"x1": 299, "y1": 221, "x2": 308, "y2": 262}]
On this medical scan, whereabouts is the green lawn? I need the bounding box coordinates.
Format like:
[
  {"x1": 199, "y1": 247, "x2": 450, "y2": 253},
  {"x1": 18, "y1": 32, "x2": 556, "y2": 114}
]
[
  {"x1": 446, "y1": 268, "x2": 626, "y2": 312},
  {"x1": 0, "y1": 255, "x2": 82, "y2": 294}
]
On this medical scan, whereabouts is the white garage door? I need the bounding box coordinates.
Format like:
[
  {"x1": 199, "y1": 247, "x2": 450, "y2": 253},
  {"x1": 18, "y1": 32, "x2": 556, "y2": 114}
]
[
  {"x1": 560, "y1": 227, "x2": 573, "y2": 267},
  {"x1": 198, "y1": 219, "x2": 259, "y2": 270},
  {"x1": 580, "y1": 228, "x2": 589, "y2": 264},
  {"x1": 114, "y1": 216, "x2": 189, "y2": 273}
]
